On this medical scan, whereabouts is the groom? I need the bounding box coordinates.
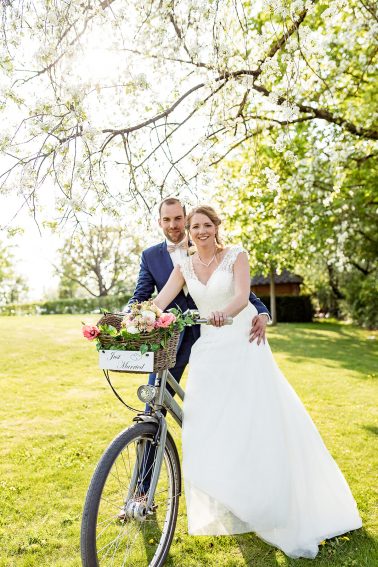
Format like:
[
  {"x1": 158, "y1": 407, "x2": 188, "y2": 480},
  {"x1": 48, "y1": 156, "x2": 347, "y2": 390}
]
[
  {"x1": 128, "y1": 198, "x2": 270, "y2": 495},
  {"x1": 129, "y1": 197, "x2": 270, "y2": 392}
]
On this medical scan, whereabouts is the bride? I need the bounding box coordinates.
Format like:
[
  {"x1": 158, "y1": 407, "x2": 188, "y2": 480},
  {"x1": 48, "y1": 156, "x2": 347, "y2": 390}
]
[{"x1": 153, "y1": 205, "x2": 362, "y2": 559}]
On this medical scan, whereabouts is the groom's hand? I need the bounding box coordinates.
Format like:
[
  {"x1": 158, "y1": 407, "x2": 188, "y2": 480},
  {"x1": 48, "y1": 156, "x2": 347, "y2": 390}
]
[{"x1": 250, "y1": 314, "x2": 268, "y2": 345}]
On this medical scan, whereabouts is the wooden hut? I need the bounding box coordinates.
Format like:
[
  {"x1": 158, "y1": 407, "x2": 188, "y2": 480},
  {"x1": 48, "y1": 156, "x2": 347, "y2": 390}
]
[{"x1": 251, "y1": 270, "x2": 303, "y2": 297}]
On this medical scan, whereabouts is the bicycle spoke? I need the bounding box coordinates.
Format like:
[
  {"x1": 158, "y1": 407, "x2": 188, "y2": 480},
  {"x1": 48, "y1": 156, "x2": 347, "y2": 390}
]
[{"x1": 82, "y1": 423, "x2": 180, "y2": 567}]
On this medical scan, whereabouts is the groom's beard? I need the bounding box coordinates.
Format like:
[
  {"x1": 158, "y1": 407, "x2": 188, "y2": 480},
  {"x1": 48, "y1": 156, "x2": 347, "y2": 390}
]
[{"x1": 164, "y1": 228, "x2": 186, "y2": 243}]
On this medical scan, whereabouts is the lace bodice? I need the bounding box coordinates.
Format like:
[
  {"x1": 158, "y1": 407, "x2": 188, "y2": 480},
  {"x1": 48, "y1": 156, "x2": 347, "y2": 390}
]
[{"x1": 179, "y1": 245, "x2": 248, "y2": 317}]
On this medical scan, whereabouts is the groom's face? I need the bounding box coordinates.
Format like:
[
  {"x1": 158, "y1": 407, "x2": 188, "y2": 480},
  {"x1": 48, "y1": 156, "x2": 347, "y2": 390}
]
[{"x1": 159, "y1": 202, "x2": 186, "y2": 243}]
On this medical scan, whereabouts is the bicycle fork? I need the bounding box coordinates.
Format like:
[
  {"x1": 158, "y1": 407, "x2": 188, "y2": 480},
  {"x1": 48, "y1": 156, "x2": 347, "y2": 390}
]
[{"x1": 123, "y1": 412, "x2": 167, "y2": 519}]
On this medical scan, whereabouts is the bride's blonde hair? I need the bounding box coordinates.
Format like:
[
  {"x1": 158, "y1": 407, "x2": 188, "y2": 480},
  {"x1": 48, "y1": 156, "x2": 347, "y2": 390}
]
[{"x1": 186, "y1": 205, "x2": 224, "y2": 249}]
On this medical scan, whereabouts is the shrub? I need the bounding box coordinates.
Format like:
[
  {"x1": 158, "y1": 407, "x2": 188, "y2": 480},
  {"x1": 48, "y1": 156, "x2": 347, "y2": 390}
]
[
  {"x1": 258, "y1": 295, "x2": 314, "y2": 323},
  {"x1": 342, "y1": 272, "x2": 378, "y2": 329}
]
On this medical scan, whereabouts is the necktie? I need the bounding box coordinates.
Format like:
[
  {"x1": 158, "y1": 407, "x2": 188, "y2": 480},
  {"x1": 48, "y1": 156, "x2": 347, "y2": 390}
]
[{"x1": 167, "y1": 241, "x2": 188, "y2": 253}]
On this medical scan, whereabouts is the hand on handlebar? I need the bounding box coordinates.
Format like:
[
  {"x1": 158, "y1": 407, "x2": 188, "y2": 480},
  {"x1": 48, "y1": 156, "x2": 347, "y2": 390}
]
[
  {"x1": 184, "y1": 309, "x2": 233, "y2": 326},
  {"x1": 209, "y1": 311, "x2": 230, "y2": 327}
]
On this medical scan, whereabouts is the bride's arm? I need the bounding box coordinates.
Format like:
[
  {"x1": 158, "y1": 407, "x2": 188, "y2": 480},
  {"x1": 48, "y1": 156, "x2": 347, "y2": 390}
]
[
  {"x1": 153, "y1": 265, "x2": 185, "y2": 311},
  {"x1": 210, "y1": 252, "x2": 250, "y2": 325}
]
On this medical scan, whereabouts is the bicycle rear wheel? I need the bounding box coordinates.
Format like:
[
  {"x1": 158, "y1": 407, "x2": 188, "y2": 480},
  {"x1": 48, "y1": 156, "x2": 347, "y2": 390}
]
[{"x1": 81, "y1": 422, "x2": 181, "y2": 567}]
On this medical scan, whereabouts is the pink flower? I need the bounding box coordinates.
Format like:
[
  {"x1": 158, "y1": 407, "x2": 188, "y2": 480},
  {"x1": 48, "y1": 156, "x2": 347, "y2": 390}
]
[
  {"x1": 155, "y1": 313, "x2": 176, "y2": 328},
  {"x1": 82, "y1": 325, "x2": 100, "y2": 340}
]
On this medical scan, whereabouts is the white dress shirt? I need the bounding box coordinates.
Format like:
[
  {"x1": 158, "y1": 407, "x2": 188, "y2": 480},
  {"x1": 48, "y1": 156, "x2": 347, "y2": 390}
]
[{"x1": 167, "y1": 237, "x2": 189, "y2": 295}]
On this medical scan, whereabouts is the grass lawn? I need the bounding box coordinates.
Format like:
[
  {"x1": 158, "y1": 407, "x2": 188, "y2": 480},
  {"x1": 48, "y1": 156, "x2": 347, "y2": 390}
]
[{"x1": 0, "y1": 315, "x2": 377, "y2": 567}]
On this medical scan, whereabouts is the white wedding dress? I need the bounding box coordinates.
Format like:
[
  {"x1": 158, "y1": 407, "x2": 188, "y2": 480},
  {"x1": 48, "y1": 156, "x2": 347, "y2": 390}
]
[{"x1": 179, "y1": 245, "x2": 362, "y2": 559}]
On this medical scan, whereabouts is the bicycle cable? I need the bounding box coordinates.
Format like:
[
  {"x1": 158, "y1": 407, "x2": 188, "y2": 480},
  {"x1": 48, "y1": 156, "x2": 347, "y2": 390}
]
[{"x1": 103, "y1": 370, "x2": 139, "y2": 413}]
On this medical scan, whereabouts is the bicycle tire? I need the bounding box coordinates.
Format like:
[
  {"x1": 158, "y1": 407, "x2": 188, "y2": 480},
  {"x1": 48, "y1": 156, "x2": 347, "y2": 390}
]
[{"x1": 81, "y1": 422, "x2": 181, "y2": 567}]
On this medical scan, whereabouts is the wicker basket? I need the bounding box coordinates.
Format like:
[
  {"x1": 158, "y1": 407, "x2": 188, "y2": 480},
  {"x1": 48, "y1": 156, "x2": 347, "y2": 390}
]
[{"x1": 97, "y1": 313, "x2": 180, "y2": 372}]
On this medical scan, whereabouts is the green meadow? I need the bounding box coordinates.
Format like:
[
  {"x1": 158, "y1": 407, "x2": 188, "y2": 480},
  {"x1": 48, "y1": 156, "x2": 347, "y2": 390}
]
[{"x1": 0, "y1": 315, "x2": 377, "y2": 566}]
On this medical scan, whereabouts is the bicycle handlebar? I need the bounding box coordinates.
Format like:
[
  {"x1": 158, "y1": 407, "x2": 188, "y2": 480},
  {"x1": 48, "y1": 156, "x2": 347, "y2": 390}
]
[
  {"x1": 195, "y1": 316, "x2": 233, "y2": 325},
  {"x1": 109, "y1": 310, "x2": 233, "y2": 325},
  {"x1": 185, "y1": 310, "x2": 233, "y2": 325}
]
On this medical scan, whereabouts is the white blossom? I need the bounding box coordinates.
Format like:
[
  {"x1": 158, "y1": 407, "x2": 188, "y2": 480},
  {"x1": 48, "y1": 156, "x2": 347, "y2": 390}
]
[{"x1": 263, "y1": 167, "x2": 280, "y2": 191}]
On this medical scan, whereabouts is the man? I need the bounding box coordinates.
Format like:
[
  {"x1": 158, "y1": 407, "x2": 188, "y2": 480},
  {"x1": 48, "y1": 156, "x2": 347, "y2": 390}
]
[{"x1": 128, "y1": 197, "x2": 270, "y2": 495}]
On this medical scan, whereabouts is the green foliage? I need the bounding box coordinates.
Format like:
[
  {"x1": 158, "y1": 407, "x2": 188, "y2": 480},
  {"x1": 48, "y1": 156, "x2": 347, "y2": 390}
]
[
  {"x1": 215, "y1": 114, "x2": 377, "y2": 326},
  {"x1": 169, "y1": 307, "x2": 197, "y2": 332},
  {"x1": 343, "y1": 272, "x2": 378, "y2": 329}
]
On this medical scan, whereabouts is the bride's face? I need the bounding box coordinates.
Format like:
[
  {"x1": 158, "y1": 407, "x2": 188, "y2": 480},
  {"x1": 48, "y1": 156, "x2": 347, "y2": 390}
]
[{"x1": 189, "y1": 213, "x2": 217, "y2": 247}]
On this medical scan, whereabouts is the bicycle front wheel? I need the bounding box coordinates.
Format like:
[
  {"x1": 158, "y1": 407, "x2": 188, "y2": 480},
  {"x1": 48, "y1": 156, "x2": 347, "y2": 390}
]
[{"x1": 81, "y1": 422, "x2": 181, "y2": 567}]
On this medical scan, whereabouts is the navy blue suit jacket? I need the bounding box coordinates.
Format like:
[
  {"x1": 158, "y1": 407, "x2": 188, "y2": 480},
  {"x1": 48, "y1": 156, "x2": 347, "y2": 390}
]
[{"x1": 129, "y1": 241, "x2": 270, "y2": 337}]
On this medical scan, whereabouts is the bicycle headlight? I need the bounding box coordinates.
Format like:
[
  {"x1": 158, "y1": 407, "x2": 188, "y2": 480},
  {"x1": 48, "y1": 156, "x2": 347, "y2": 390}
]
[{"x1": 137, "y1": 385, "x2": 156, "y2": 403}]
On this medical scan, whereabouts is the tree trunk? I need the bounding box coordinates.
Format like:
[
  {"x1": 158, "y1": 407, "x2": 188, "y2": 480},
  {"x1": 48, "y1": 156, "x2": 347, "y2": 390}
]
[
  {"x1": 326, "y1": 263, "x2": 344, "y2": 318},
  {"x1": 270, "y1": 268, "x2": 277, "y2": 326}
]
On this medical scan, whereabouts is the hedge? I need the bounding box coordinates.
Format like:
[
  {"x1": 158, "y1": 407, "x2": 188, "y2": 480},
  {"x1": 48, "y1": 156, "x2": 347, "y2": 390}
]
[
  {"x1": 0, "y1": 293, "x2": 313, "y2": 322},
  {"x1": 258, "y1": 295, "x2": 314, "y2": 323},
  {"x1": 0, "y1": 295, "x2": 132, "y2": 316}
]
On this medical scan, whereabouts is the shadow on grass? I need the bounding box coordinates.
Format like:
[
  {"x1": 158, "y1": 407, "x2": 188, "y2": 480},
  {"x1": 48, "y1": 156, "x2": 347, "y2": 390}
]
[
  {"x1": 235, "y1": 526, "x2": 375, "y2": 566},
  {"x1": 363, "y1": 425, "x2": 378, "y2": 436},
  {"x1": 268, "y1": 322, "x2": 377, "y2": 379}
]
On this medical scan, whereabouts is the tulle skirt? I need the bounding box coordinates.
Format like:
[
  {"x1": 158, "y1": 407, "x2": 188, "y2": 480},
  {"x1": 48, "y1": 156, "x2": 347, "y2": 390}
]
[{"x1": 182, "y1": 306, "x2": 362, "y2": 559}]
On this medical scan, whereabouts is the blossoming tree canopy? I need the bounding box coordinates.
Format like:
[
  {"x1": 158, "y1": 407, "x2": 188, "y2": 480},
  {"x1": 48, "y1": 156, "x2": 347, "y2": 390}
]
[{"x1": 0, "y1": 0, "x2": 376, "y2": 225}]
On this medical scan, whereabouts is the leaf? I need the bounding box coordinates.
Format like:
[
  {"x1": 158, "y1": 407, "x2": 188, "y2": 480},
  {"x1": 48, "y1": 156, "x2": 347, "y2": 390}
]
[
  {"x1": 99, "y1": 323, "x2": 118, "y2": 336},
  {"x1": 140, "y1": 344, "x2": 148, "y2": 355},
  {"x1": 150, "y1": 343, "x2": 160, "y2": 352}
]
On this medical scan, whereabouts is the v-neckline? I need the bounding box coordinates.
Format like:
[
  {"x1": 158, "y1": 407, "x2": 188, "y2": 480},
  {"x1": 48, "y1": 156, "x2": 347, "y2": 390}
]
[{"x1": 190, "y1": 248, "x2": 232, "y2": 287}]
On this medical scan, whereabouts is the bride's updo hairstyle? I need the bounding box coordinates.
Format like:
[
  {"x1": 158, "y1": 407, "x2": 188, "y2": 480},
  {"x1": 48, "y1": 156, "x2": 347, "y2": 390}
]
[{"x1": 186, "y1": 205, "x2": 224, "y2": 249}]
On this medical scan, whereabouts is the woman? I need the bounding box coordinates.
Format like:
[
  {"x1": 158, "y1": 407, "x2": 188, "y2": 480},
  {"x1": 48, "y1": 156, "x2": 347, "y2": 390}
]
[{"x1": 153, "y1": 205, "x2": 362, "y2": 559}]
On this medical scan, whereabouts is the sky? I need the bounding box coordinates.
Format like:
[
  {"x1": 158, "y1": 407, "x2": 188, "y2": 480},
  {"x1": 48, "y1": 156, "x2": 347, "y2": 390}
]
[{"x1": 1, "y1": 199, "x2": 60, "y2": 300}]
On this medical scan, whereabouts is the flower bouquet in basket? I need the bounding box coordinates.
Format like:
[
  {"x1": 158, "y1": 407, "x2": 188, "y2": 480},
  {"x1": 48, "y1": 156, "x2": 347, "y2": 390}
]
[{"x1": 82, "y1": 300, "x2": 195, "y2": 373}]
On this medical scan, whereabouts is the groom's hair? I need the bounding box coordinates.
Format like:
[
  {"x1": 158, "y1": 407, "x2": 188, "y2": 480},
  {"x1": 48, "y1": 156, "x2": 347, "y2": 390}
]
[{"x1": 158, "y1": 198, "x2": 186, "y2": 217}]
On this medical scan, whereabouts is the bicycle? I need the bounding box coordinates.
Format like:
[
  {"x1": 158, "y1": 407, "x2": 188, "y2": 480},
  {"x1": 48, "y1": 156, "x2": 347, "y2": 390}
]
[{"x1": 80, "y1": 310, "x2": 232, "y2": 567}]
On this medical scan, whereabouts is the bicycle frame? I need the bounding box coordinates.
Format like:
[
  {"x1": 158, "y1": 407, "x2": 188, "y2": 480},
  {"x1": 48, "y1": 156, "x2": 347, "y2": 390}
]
[{"x1": 133, "y1": 368, "x2": 184, "y2": 510}]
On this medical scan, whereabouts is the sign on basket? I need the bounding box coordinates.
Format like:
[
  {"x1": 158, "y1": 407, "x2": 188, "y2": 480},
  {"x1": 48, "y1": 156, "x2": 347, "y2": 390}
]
[{"x1": 99, "y1": 350, "x2": 154, "y2": 372}]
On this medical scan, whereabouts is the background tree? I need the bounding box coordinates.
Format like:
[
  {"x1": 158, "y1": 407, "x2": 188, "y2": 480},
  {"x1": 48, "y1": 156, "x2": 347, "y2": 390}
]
[
  {"x1": 0, "y1": 240, "x2": 28, "y2": 304},
  {"x1": 215, "y1": 145, "x2": 304, "y2": 324},
  {"x1": 213, "y1": 121, "x2": 378, "y2": 326},
  {"x1": 55, "y1": 225, "x2": 143, "y2": 298}
]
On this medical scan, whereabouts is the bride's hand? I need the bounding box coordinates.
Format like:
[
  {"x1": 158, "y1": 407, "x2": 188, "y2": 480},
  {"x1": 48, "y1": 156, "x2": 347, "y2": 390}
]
[{"x1": 209, "y1": 311, "x2": 226, "y2": 327}]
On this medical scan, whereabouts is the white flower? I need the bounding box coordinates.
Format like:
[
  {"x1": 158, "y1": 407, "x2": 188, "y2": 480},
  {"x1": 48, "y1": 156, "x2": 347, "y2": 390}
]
[
  {"x1": 141, "y1": 310, "x2": 156, "y2": 324},
  {"x1": 268, "y1": 92, "x2": 279, "y2": 105},
  {"x1": 134, "y1": 73, "x2": 148, "y2": 89},
  {"x1": 284, "y1": 150, "x2": 296, "y2": 163},
  {"x1": 126, "y1": 324, "x2": 139, "y2": 334},
  {"x1": 263, "y1": 167, "x2": 280, "y2": 191}
]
